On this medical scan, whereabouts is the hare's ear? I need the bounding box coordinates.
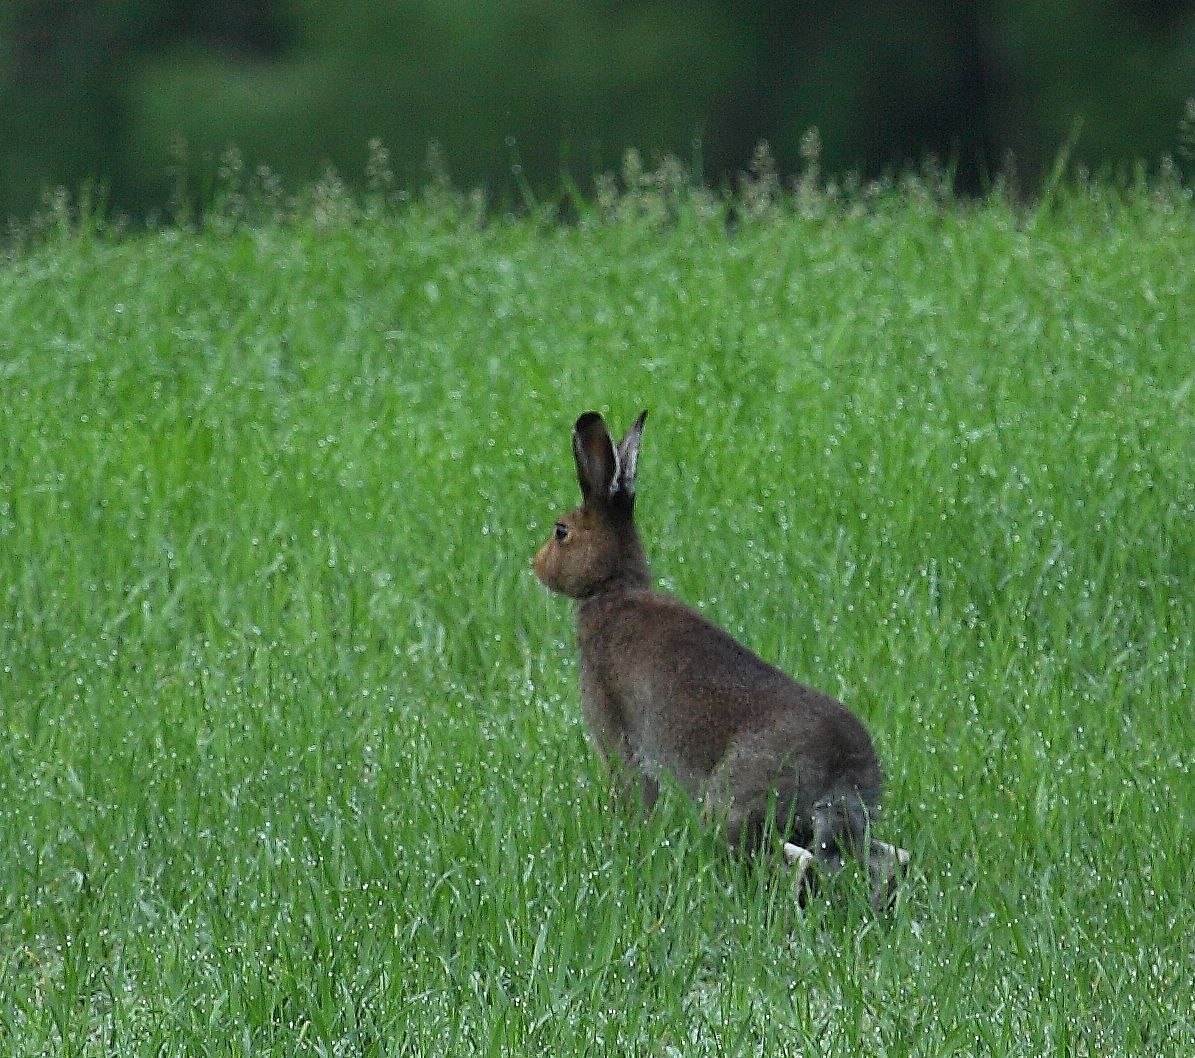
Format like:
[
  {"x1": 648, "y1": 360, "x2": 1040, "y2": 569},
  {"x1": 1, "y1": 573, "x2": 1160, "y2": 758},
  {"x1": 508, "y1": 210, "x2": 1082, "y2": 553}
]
[
  {"x1": 615, "y1": 410, "x2": 647, "y2": 499},
  {"x1": 573, "y1": 412, "x2": 620, "y2": 504}
]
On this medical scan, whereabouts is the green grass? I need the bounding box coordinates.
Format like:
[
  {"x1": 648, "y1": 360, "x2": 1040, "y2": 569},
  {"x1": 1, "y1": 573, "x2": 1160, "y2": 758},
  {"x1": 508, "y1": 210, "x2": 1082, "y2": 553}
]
[{"x1": 1, "y1": 177, "x2": 1192, "y2": 1056}]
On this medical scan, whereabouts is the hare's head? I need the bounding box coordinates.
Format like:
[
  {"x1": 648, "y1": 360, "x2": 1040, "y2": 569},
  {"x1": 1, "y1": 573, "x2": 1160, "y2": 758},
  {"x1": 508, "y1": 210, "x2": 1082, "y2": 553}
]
[{"x1": 534, "y1": 411, "x2": 650, "y2": 599}]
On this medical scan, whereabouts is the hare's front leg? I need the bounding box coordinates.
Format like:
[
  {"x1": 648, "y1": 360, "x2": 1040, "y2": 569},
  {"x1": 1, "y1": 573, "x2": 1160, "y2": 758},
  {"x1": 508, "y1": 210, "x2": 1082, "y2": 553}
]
[
  {"x1": 638, "y1": 772, "x2": 659, "y2": 811},
  {"x1": 580, "y1": 666, "x2": 655, "y2": 812},
  {"x1": 605, "y1": 748, "x2": 657, "y2": 813}
]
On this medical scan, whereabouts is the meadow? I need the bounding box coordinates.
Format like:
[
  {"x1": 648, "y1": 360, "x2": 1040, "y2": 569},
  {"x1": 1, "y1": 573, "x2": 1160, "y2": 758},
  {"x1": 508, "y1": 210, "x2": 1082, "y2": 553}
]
[{"x1": 1, "y1": 168, "x2": 1192, "y2": 1055}]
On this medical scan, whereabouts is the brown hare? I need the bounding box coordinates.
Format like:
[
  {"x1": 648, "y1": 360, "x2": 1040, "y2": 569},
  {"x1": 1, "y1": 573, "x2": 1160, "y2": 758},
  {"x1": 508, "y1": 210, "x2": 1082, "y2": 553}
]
[{"x1": 533, "y1": 410, "x2": 909, "y2": 909}]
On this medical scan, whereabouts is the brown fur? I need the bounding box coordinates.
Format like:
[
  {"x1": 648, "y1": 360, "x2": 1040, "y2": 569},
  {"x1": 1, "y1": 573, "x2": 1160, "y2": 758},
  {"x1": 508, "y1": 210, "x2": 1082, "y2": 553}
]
[{"x1": 534, "y1": 411, "x2": 906, "y2": 905}]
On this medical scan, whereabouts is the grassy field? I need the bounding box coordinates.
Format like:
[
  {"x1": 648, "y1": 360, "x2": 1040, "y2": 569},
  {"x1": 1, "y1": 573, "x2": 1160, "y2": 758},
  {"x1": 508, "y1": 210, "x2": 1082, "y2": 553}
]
[{"x1": 1, "y1": 174, "x2": 1192, "y2": 1056}]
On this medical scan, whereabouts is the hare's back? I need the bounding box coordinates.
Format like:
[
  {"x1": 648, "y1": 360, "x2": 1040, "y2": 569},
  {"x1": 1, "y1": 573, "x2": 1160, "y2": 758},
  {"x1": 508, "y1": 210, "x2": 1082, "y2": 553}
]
[{"x1": 580, "y1": 590, "x2": 875, "y2": 779}]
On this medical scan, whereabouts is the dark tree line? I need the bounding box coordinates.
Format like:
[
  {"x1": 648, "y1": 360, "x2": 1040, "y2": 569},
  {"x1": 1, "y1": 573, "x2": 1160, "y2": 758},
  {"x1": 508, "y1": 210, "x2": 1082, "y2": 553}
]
[{"x1": 2, "y1": 0, "x2": 1194, "y2": 219}]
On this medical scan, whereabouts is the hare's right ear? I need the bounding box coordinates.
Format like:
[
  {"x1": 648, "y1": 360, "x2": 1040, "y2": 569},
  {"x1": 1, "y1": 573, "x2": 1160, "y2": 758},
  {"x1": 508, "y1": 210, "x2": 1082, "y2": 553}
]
[
  {"x1": 573, "y1": 412, "x2": 619, "y2": 505},
  {"x1": 615, "y1": 410, "x2": 647, "y2": 499}
]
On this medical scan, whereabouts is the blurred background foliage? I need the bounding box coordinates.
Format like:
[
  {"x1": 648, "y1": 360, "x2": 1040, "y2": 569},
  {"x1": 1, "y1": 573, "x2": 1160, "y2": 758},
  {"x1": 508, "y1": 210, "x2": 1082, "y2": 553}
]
[{"x1": 2, "y1": 0, "x2": 1195, "y2": 220}]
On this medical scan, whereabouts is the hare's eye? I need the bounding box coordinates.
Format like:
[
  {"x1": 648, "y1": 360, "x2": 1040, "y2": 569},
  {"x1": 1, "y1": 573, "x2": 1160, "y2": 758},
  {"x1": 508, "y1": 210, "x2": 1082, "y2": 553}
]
[{"x1": 554, "y1": 522, "x2": 569, "y2": 542}]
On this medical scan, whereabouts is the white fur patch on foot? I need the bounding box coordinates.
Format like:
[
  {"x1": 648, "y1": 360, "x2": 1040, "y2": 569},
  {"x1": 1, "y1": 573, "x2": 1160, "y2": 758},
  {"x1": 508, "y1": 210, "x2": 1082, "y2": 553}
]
[
  {"x1": 872, "y1": 840, "x2": 911, "y2": 868},
  {"x1": 783, "y1": 842, "x2": 816, "y2": 900},
  {"x1": 782, "y1": 842, "x2": 814, "y2": 871}
]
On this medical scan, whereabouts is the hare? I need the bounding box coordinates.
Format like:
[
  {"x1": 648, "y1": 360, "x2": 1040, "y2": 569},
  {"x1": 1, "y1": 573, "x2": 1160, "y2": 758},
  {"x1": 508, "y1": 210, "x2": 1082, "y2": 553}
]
[{"x1": 533, "y1": 410, "x2": 909, "y2": 909}]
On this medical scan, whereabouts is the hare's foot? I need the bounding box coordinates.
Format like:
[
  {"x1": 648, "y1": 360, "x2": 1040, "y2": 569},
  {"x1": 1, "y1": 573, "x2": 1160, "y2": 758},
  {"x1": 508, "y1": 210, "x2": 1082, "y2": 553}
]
[
  {"x1": 782, "y1": 841, "x2": 818, "y2": 902},
  {"x1": 867, "y1": 840, "x2": 910, "y2": 911},
  {"x1": 782, "y1": 841, "x2": 813, "y2": 870}
]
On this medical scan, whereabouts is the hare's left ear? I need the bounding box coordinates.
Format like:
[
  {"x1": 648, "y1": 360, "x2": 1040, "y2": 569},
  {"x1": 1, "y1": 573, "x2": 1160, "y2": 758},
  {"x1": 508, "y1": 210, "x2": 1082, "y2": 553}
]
[
  {"x1": 615, "y1": 410, "x2": 647, "y2": 500},
  {"x1": 573, "y1": 412, "x2": 620, "y2": 504}
]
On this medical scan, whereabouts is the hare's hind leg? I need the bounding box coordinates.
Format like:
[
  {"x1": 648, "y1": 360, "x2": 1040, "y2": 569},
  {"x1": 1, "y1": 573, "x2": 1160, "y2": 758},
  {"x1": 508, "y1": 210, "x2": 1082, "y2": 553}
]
[
  {"x1": 866, "y1": 840, "x2": 911, "y2": 911},
  {"x1": 721, "y1": 806, "x2": 817, "y2": 898},
  {"x1": 811, "y1": 791, "x2": 870, "y2": 870},
  {"x1": 713, "y1": 795, "x2": 819, "y2": 898},
  {"x1": 813, "y1": 791, "x2": 909, "y2": 910},
  {"x1": 703, "y1": 745, "x2": 821, "y2": 898}
]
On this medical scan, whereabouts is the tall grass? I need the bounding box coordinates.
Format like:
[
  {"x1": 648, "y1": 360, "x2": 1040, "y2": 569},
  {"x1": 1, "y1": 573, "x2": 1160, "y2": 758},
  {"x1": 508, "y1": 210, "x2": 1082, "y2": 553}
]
[{"x1": 1, "y1": 166, "x2": 1191, "y2": 1055}]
